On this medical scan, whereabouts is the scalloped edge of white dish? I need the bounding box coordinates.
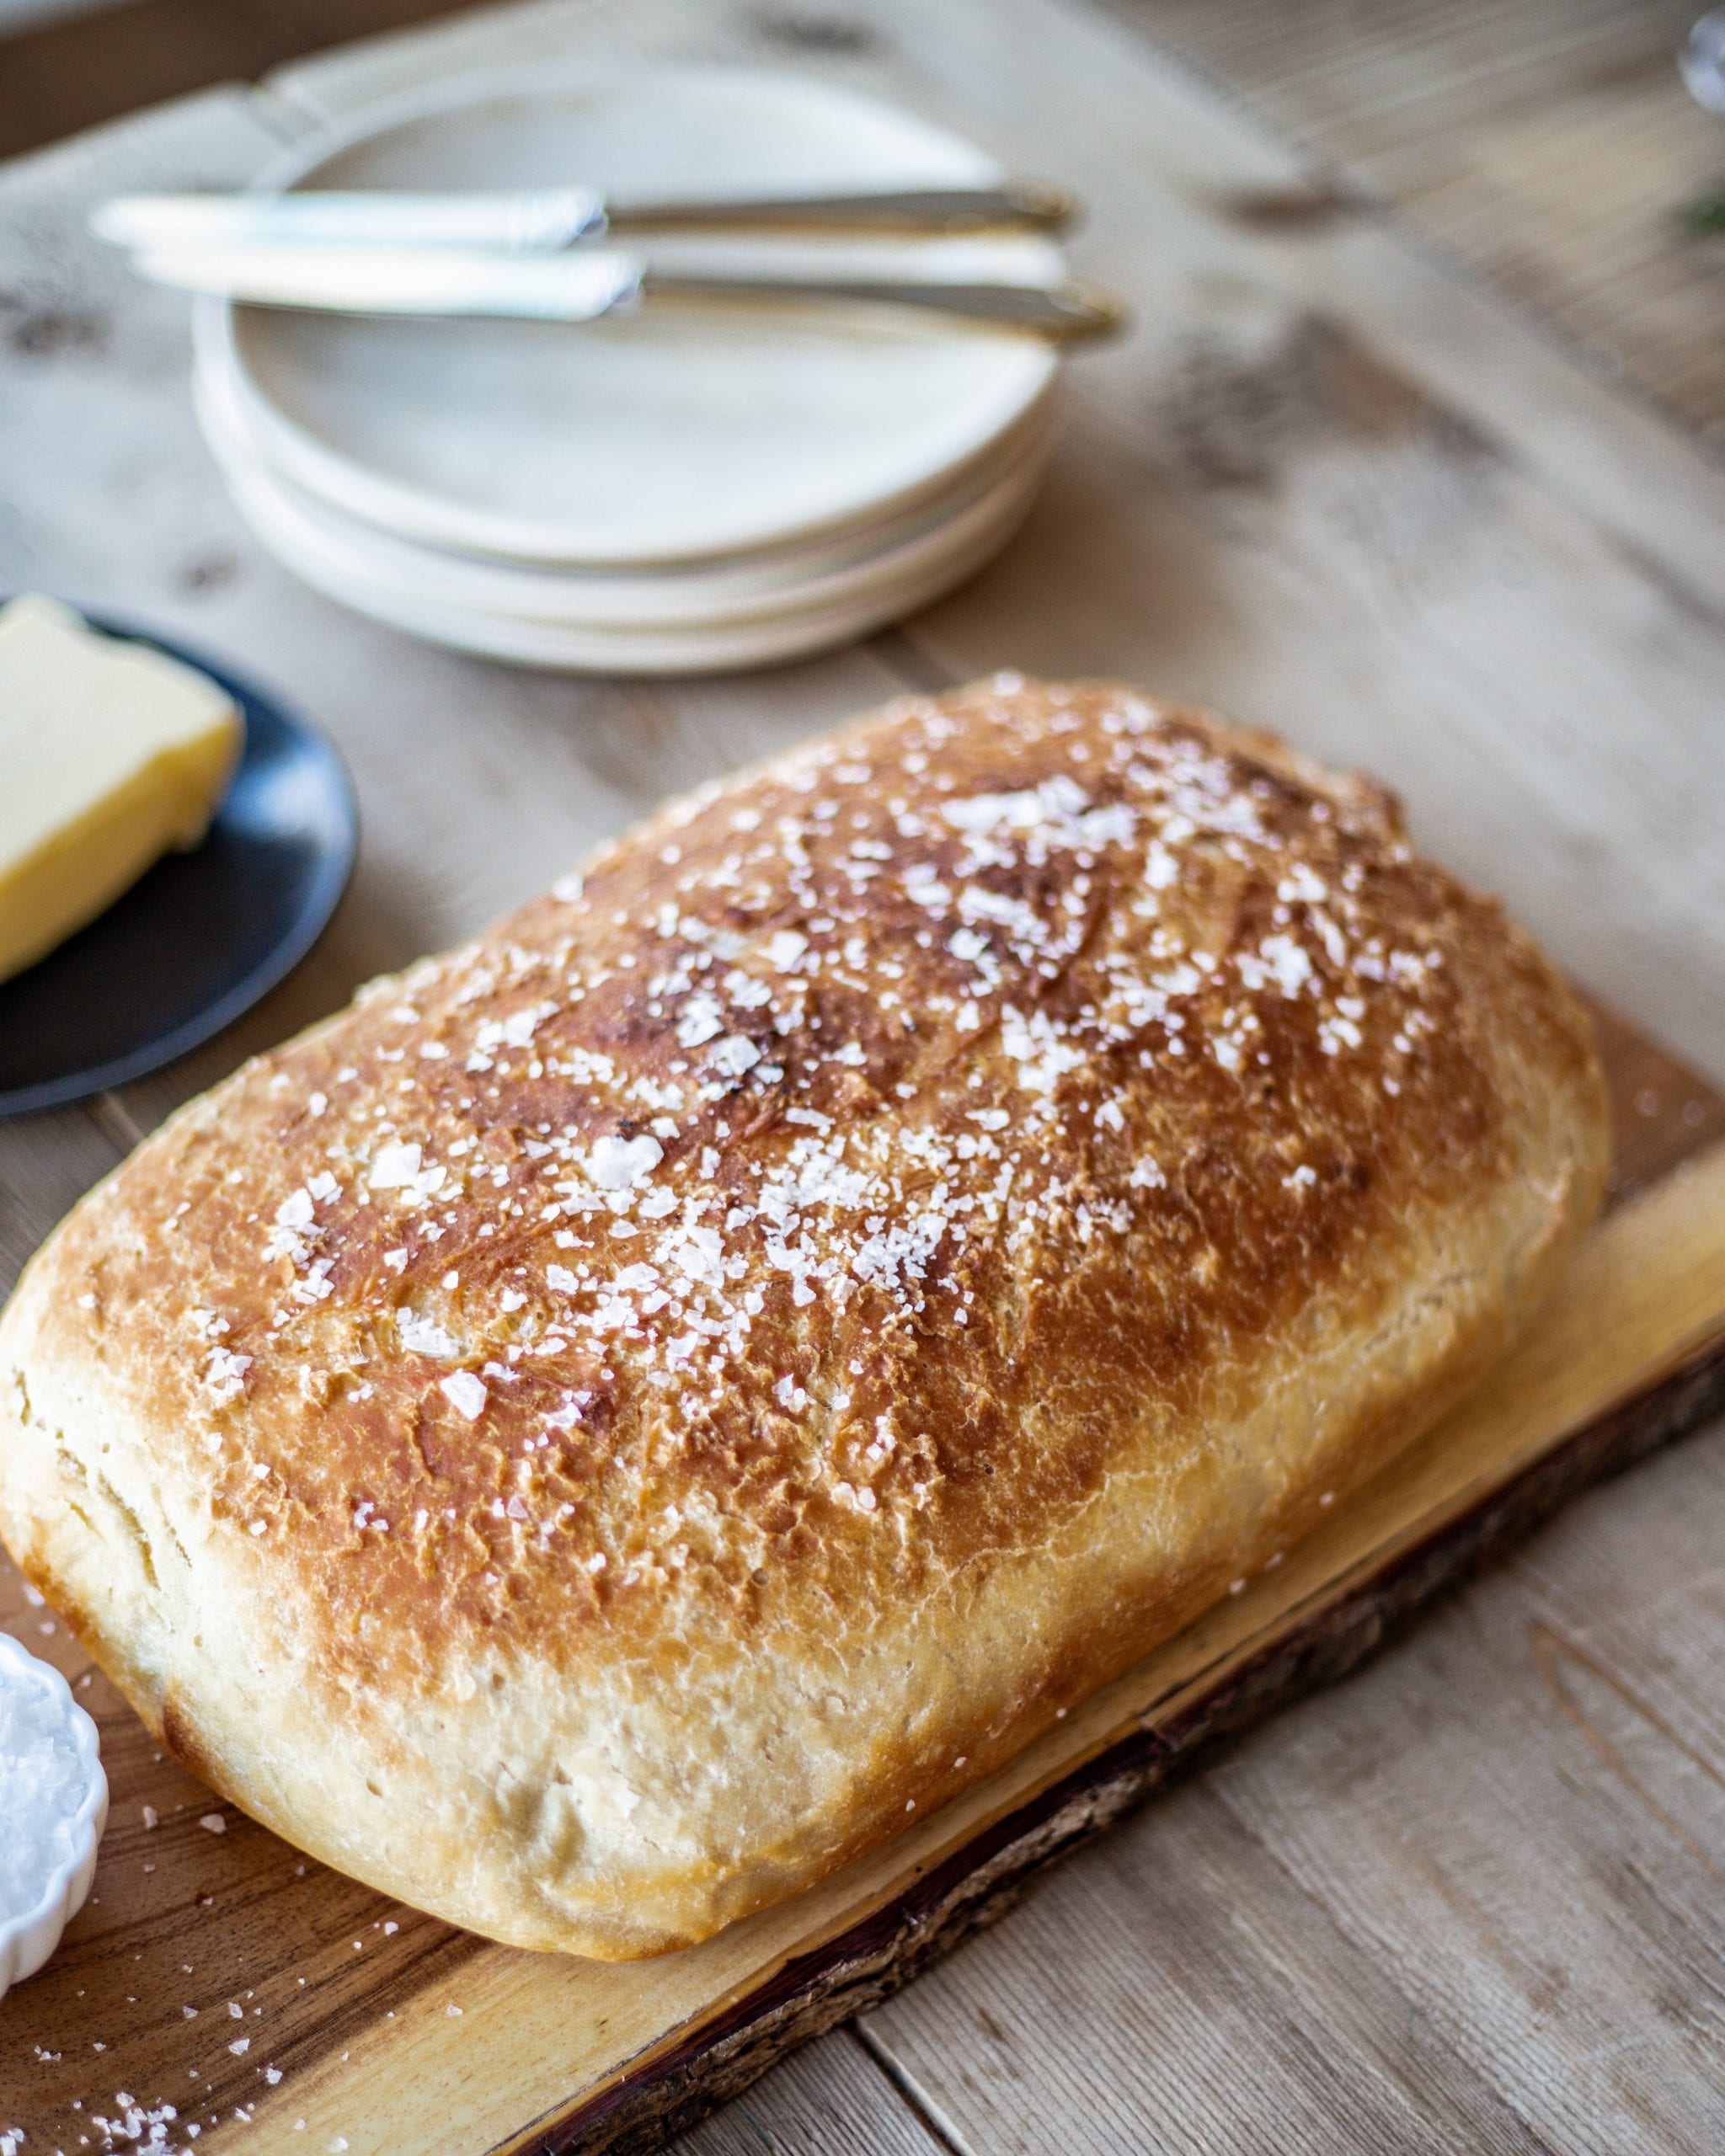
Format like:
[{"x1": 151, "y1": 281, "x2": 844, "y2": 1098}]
[
  {"x1": 224, "y1": 445, "x2": 1044, "y2": 673},
  {"x1": 0, "y1": 1630, "x2": 109, "y2": 2000},
  {"x1": 194, "y1": 65, "x2": 1062, "y2": 567},
  {"x1": 199, "y1": 370, "x2": 1058, "y2": 632}
]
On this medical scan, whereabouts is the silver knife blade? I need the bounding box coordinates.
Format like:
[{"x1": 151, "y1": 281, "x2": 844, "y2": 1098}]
[
  {"x1": 95, "y1": 189, "x2": 607, "y2": 253},
  {"x1": 133, "y1": 243, "x2": 645, "y2": 320},
  {"x1": 129, "y1": 240, "x2": 1122, "y2": 340},
  {"x1": 93, "y1": 179, "x2": 1073, "y2": 255}
]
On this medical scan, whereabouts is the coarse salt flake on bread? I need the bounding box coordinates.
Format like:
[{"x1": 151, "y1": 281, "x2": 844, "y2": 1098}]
[{"x1": 0, "y1": 677, "x2": 1607, "y2": 1958}]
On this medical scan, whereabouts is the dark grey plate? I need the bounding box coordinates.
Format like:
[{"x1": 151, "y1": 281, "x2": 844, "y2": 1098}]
[{"x1": 0, "y1": 614, "x2": 357, "y2": 1118}]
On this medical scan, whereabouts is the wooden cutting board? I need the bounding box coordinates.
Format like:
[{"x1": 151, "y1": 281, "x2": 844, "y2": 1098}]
[{"x1": 2, "y1": 1016, "x2": 1722, "y2": 2156}]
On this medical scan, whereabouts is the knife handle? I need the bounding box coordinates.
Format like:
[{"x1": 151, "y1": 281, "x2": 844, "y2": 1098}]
[
  {"x1": 611, "y1": 182, "x2": 1076, "y2": 233},
  {"x1": 645, "y1": 271, "x2": 1121, "y2": 340}
]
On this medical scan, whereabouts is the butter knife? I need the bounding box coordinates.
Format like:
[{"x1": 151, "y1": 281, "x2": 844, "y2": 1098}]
[
  {"x1": 93, "y1": 179, "x2": 1075, "y2": 254},
  {"x1": 126, "y1": 240, "x2": 1124, "y2": 339}
]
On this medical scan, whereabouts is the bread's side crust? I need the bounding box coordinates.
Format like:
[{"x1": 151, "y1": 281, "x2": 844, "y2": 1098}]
[{"x1": 0, "y1": 679, "x2": 1608, "y2": 1957}]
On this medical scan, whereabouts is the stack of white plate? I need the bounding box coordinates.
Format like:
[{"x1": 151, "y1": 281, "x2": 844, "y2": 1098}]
[{"x1": 191, "y1": 69, "x2": 1072, "y2": 675}]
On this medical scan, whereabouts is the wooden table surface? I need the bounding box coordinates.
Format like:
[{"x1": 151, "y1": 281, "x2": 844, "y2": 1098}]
[{"x1": 1, "y1": 2, "x2": 1723, "y2": 2150}]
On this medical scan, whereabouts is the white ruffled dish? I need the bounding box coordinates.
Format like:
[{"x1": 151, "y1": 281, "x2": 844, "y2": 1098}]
[{"x1": 0, "y1": 1630, "x2": 108, "y2": 2001}]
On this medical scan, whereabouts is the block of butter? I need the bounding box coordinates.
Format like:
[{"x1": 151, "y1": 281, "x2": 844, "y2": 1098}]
[{"x1": 0, "y1": 595, "x2": 243, "y2": 985}]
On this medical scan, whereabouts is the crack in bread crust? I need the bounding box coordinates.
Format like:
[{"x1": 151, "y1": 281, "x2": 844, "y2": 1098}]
[{"x1": 0, "y1": 678, "x2": 1607, "y2": 1956}]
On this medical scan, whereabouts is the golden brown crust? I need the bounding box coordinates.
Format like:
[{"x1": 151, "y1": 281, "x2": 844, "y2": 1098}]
[{"x1": 0, "y1": 678, "x2": 1607, "y2": 1956}]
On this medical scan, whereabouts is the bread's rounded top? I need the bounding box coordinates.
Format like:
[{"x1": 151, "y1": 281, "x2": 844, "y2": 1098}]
[{"x1": 11, "y1": 678, "x2": 1600, "y2": 1705}]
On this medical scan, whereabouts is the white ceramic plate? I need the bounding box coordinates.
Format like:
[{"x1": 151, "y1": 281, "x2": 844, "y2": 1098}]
[
  {"x1": 195, "y1": 68, "x2": 1063, "y2": 567},
  {"x1": 197, "y1": 360, "x2": 1057, "y2": 629},
  {"x1": 222, "y1": 439, "x2": 1043, "y2": 673}
]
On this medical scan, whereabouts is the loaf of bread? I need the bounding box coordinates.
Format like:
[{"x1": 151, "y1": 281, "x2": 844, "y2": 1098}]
[{"x1": 0, "y1": 678, "x2": 1607, "y2": 1959}]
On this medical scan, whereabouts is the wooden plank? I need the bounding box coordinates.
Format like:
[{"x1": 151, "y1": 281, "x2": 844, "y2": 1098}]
[
  {"x1": 1199, "y1": 1428, "x2": 1725, "y2": 2155},
  {"x1": 865, "y1": 1406, "x2": 1724, "y2": 2156},
  {"x1": 0, "y1": 3, "x2": 1722, "y2": 2151},
  {"x1": 676, "y1": 2030, "x2": 956, "y2": 2156},
  {"x1": 862, "y1": 1774, "x2": 1576, "y2": 2155},
  {"x1": 1114, "y1": 0, "x2": 1725, "y2": 446},
  {"x1": 860, "y1": 1396, "x2": 1725, "y2": 2156}
]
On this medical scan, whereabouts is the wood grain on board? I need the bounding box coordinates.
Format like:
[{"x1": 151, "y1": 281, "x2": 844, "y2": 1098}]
[{"x1": 1, "y1": 0, "x2": 1724, "y2": 2149}]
